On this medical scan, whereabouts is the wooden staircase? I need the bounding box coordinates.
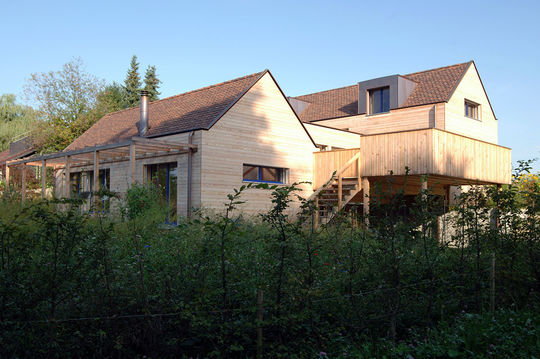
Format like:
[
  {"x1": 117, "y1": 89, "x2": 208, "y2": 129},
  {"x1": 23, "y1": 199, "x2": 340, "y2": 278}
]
[{"x1": 308, "y1": 150, "x2": 362, "y2": 226}]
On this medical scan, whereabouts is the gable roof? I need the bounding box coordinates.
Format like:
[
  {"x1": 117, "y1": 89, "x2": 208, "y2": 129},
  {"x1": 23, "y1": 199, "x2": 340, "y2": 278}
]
[
  {"x1": 291, "y1": 61, "x2": 472, "y2": 122},
  {"x1": 67, "y1": 70, "x2": 268, "y2": 150}
]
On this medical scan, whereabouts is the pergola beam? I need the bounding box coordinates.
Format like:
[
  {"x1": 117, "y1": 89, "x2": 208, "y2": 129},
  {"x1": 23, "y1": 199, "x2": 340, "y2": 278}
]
[
  {"x1": 132, "y1": 136, "x2": 198, "y2": 151},
  {"x1": 6, "y1": 137, "x2": 197, "y2": 167}
]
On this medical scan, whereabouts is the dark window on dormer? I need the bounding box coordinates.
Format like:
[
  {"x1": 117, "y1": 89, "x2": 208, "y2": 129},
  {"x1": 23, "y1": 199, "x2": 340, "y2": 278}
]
[{"x1": 369, "y1": 87, "x2": 390, "y2": 114}]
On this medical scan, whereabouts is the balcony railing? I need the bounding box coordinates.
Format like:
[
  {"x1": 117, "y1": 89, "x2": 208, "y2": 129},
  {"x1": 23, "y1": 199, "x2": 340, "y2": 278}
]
[{"x1": 313, "y1": 128, "x2": 512, "y2": 189}]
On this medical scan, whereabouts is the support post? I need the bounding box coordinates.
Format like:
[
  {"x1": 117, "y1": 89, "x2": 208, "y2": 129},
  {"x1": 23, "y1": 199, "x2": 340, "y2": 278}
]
[
  {"x1": 337, "y1": 175, "x2": 343, "y2": 210},
  {"x1": 187, "y1": 132, "x2": 194, "y2": 218},
  {"x1": 362, "y1": 177, "x2": 370, "y2": 225},
  {"x1": 93, "y1": 151, "x2": 100, "y2": 206},
  {"x1": 129, "y1": 143, "x2": 136, "y2": 185},
  {"x1": 495, "y1": 184, "x2": 502, "y2": 229},
  {"x1": 313, "y1": 197, "x2": 320, "y2": 230},
  {"x1": 21, "y1": 166, "x2": 26, "y2": 202},
  {"x1": 41, "y1": 160, "x2": 47, "y2": 199},
  {"x1": 64, "y1": 156, "x2": 71, "y2": 198},
  {"x1": 256, "y1": 289, "x2": 264, "y2": 359},
  {"x1": 5, "y1": 164, "x2": 10, "y2": 187},
  {"x1": 490, "y1": 253, "x2": 496, "y2": 313},
  {"x1": 421, "y1": 176, "x2": 428, "y2": 201}
]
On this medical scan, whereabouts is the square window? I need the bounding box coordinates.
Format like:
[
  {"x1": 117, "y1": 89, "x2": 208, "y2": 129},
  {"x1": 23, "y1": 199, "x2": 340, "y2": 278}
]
[
  {"x1": 369, "y1": 87, "x2": 390, "y2": 114},
  {"x1": 464, "y1": 100, "x2": 479, "y2": 120}
]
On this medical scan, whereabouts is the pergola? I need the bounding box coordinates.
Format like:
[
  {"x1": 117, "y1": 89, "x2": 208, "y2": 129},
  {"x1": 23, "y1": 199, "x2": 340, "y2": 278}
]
[{"x1": 5, "y1": 136, "x2": 197, "y2": 203}]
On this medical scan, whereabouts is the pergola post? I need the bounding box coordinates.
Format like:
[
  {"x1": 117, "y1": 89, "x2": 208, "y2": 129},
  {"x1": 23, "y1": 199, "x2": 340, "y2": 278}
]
[
  {"x1": 41, "y1": 160, "x2": 47, "y2": 199},
  {"x1": 129, "y1": 143, "x2": 136, "y2": 185},
  {"x1": 187, "y1": 133, "x2": 194, "y2": 218},
  {"x1": 64, "y1": 156, "x2": 71, "y2": 198},
  {"x1": 93, "y1": 151, "x2": 100, "y2": 206},
  {"x1": 5, "y1": 164, "x2": 10, "y2": 187},
  {"x1": 362, "y1": 177, "x2": 370, "y2": 225},
  {"x1": 21, "y1": 165, "x2": 26, "y2": 202}
]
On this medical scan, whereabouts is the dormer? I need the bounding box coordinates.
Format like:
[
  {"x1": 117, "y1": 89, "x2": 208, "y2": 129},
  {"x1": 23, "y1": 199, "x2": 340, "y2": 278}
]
[{"x1": 358, "y1": 75, "x2": 417, "y2": 115}]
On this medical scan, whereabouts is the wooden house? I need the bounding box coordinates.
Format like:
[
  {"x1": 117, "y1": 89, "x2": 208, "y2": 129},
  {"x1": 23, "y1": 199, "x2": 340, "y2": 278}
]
[{"x1": 5, "y1": 61, "x2": 511, "y2": 223}]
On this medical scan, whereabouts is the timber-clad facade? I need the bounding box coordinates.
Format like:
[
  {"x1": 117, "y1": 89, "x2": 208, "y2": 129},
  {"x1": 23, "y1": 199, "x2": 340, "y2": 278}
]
[{"x1": 3, "y1": 61, "x2": 512, "y2": 224}]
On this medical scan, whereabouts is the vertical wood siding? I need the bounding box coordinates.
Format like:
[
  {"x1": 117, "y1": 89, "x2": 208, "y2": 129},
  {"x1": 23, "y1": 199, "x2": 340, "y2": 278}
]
[{"x1": 313, "y1": 149, "x2": 360, "y2": 188}]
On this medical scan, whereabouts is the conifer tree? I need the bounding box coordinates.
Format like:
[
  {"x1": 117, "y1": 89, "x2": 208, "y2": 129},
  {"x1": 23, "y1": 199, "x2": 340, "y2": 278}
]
[
  {"x1": 144, "y1": 65, "x2": 161, "y2": 101},
  {"x1": 124, "y1": 55, "x2": 141, "y2": 107}
]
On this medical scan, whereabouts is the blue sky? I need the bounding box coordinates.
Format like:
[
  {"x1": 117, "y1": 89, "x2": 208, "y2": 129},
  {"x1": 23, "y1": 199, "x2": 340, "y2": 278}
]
[{"x1": 2, "y1": 0, "x2": 539, "y2": 170}]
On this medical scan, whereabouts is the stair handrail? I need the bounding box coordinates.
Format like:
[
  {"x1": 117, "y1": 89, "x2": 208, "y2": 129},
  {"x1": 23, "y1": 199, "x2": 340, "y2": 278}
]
[{"x1": 307, "y1": 150, "x2": 361, "y2": 202}]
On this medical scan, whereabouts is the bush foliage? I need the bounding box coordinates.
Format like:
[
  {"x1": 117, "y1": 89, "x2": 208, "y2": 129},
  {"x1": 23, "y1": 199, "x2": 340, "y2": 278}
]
[{"x1": 0, "y1": 164, "x2": 539, "y2": 358}]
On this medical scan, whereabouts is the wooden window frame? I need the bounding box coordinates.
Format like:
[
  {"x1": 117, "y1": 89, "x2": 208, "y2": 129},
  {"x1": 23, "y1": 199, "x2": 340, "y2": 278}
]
[
  {"x1": 242, "y1": 164, "x2": 288, "y2": 184},
  {"x1": 464, "y1": 99, "x2": 480, "y2": 120}
]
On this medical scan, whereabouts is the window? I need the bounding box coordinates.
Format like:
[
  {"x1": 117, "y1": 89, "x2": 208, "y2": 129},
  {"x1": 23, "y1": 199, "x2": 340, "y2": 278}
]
[
  {"x1": 69, "y1": 169, "x2": 111, "y2": 211},
  {"x1": 147, "y1": 162, "x2": 178, "y2": 221},
  {"x1": 464, "y1": 100, "x2": 479, "y2": 120},
  {"x1": 243, "y1": 164, "x2": 287, "y2": 184},
  {"x1": 369, "y1": 87, "x2": 390, "y2": 114}
]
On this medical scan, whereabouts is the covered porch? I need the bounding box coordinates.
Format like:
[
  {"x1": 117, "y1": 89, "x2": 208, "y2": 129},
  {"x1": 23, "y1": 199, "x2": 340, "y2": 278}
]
[{"x1": 5, "y1": 136, "x2": 197, "y2": 216}]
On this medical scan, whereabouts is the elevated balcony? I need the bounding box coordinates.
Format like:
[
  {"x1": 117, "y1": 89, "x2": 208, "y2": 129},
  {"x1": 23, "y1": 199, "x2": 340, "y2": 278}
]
[
  {"x1": 314, "y1": 128, "x2": 511, "y2": 188},
  {"x1": 311, "y1": 128, "x2": 512, "y2": 225}
]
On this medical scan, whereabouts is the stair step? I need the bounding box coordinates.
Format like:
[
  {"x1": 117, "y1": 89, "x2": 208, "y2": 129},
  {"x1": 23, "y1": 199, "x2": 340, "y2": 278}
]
[{"x1": 330, "y1": 184, "x2": 357, "y2": 189}]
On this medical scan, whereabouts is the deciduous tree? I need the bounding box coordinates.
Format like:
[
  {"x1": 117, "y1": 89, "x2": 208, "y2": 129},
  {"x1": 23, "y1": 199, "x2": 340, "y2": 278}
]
[
  {"x1": 0, "y1": 94, "x2": 37, "y2": 151},
  {"x1": 24, "y1": 58, "x2": 104, "y2": 152}
]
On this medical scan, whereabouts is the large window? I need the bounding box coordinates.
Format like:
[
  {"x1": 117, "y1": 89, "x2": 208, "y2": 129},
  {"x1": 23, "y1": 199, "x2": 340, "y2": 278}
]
[
  {"x1": 464, "y1": 100, "x2": 479, "y2": 120},
  {"x1": 243, "y1": 164, "x2": 287, "y2": 184},
  {"x1": 70, "y1": 169, "x2": 111, "y2": 211},
  {"x1": 369, "y1": 87, "x2": 390, "y2": 114},
  {"x1": 147, "y1": 162, "x2": 178, "y2": 221}
]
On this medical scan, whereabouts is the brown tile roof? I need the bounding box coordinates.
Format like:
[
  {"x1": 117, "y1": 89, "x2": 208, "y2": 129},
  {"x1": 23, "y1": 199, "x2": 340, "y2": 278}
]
[
  {"x1": 292, "y1": 62, "x2": 472, "y2": 122},
  {"x1": 67, "y1": 70, "x2": 267, "y2": 150},
  {"x1": 0, "y1": 150, "x2": 10, "y2": 163},
  {"x1": 0, "y1": 148, "x2": 36, "y2": 166}
]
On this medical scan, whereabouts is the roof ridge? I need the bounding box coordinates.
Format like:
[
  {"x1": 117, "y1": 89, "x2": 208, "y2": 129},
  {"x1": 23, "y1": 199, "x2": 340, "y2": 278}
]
[
  {"x1": 292, "y1": 83, "x2": 358, "y2": 99},
  {"x1": 404, "y1": 61, "x2": 472, "y2": 77},
  {"x1": 100, "y1": 69, "x2": 268, "y2": 118}
]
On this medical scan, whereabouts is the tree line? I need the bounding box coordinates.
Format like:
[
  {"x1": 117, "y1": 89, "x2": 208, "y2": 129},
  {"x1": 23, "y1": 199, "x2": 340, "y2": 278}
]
[{"x1": 0, "y1": 56, "x2": 162, "y2": 153}]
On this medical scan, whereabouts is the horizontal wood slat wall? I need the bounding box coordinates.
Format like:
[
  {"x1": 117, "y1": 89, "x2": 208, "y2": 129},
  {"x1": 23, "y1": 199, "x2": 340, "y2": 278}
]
[{"x1": 313, "y1": 148, "x2": 360, "y2": 188}]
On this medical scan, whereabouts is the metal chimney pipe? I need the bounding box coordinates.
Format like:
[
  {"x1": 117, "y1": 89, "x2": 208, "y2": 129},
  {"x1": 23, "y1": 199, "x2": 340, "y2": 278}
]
[{"x1": 139, "y1": 90, "x2": 149, "y2": 136}]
